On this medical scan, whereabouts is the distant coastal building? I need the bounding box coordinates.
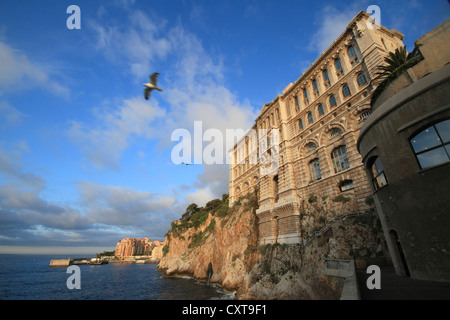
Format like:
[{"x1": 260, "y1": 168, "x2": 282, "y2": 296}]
[
  {"x1": 114, "y1": 237, "x2": 163, "y2": 258},
  {"x1": 229, "y1": 11, "x2": 406, "y2": 245},
  {"x1": 357, "y1": 20, "x2": 450, "y2": 282}
]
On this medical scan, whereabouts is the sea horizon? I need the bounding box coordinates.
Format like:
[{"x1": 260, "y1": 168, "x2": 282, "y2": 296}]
[{"x1": 0, "y1": 254, "x2": 234, "y2": 300}]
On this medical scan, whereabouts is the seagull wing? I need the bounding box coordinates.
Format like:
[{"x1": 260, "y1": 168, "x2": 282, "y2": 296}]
[
  {"x1": 144, "y1": 87, "x2": 152, "y2": 100},
  {"x1": 150, "y1": 73, "x2": 159, "y2": 86}
]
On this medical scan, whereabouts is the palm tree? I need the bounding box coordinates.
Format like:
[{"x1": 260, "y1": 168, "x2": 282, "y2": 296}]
[
  {"x1": 376, "y1": 46, "x2": 409, "y2": 80},
  {"x1": 376, "y1": 44, "x2": 423, "y2": 81}
]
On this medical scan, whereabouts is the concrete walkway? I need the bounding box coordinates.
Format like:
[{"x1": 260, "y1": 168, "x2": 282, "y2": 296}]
[{"x1": 356, "y1": 266, "x2": 450, "y2": 300}]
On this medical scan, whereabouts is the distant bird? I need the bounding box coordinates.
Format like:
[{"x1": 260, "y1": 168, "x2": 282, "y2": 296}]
[
  {"x1": 143, "y1": 72, "x2": 163, "y2": 100},
  {"x1": 182, "y1": 162, "x2": 191, "y2": 166}
]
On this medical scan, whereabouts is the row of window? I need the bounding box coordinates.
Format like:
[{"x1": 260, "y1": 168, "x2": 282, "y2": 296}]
[
  {"x1": 293, "y1": 45, "x2": 365, "y2": 112},
  {"x1": 296, "y1": 77, "x2": 367, "y2": 131},
  {"x1": 308, "y1": 145, "x2": 351, "y2": 182}
]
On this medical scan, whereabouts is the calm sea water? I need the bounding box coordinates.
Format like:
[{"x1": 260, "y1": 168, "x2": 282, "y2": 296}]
[{"x1": 0, "y1": 254, "x2": 234, "y2": 300}]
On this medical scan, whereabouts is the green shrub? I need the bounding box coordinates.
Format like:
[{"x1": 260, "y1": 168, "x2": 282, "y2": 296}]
[
  {"x1": 308, "y1": 194, "x2": 317, "y2": 203},
  {"x1": 332, "y1": 194, "x2": 351, "y2": 203}
]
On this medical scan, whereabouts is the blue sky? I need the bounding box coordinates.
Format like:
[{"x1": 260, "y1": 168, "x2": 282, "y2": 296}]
[{"x1": 0, "y1": 0, "x2": 448, "y2": 254}]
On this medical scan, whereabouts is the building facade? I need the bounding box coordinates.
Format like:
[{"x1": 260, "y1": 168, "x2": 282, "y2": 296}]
[
  {"x1": 229, "y1": 11, "x2": 405, "y2": 245},
  {"x1": 357, "y1": 20, "x2": 450, "y2": 282}
]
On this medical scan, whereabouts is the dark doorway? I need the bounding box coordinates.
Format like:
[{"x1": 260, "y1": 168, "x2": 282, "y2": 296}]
[{"x1": 389, "y1": 230, "x2": 410, "y2": 277}]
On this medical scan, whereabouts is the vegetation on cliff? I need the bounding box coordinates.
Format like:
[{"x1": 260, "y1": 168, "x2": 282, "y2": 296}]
[
  {"x1": 158, "y1": 190, "x2": 260, "y2": 295},
  {"x1": 163, "y1": 190, "x2": 259, "y2": 256}
]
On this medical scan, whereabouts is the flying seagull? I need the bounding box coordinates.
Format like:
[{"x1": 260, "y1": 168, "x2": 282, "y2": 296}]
[
  {"x1": 143, "y1": 72, "x2": 163, "y2": 100},
  {"x1": 182, "y1": 162, "x2": 191, "y2": 166}
]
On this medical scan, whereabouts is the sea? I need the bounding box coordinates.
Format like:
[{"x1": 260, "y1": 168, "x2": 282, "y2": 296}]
[{"x1": 0, "y1": 254, "x2": 234, "y2": 300}]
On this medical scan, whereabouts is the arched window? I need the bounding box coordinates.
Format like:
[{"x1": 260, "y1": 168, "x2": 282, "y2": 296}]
[
  {"x1": 306, "y1": 142, "x2": 317, "y2": 150},
  {"x1": 357, "y1": 73, "x2": 367, "y2": 86},
  {"x1": 318, "y1": 103, "x2": 324, "y2": 116},
  {"x1": 342, "y1": 84, "x2": 351, "y2": 98},
  {"x1": 331, "y1": 146, "x2": 350, "y2": 173},
  {"x1": 309, "y1": 158, "x2": 322, "y2": 181},
  {"x1": 330, "y1": 128, "x2": 342, "y2": 138},
  {"x1": 307, "y1": 112, "x2": 313, "y2": 123},
  {"x1": 339, "y1": 180, "x2": 354, "y2": 191},
  {"x1": 410, "y1": 119, "x2": 450, "y2": 169},
  {"x1": 298, "y1": 118, "x2": 303, "y2": 130},
  {"x1": 368, "y1": 157, "x2": 387, "y2": 190},
  {"x1": 329, "y1": 94, "x2": 337, "y2": 107}
]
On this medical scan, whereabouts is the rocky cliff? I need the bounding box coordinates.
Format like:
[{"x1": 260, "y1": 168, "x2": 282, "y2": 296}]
[
  {"x1": 114, "y1": 237, "x2": 165, "y2": 260},
  {"x1": 158, "y1": 194, "x2": 260, "y2": 296},
  {"x1": 158, "y1": 193, "x2": 388, "y2": 299}
]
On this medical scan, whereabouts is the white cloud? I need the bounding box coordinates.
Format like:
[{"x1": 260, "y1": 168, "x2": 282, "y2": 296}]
[
  {"x1": 184, "y1": 187, "x2": 216, "y2": 207},
  {"x1": 90, "y1": 10, "x2": 171, "y2": 79},
  {"x1": 67, "y1": 97, "x2": 165, "y2": 170},
  {"x1": 0, "y1": 41, "x2": 69, "y2": 97},
  {"x1": 77, "y1": 181, "x2": 178, "y2": 236},
  {"x1": 0, "y1": 101, "x2": 27, "y2": 128},
  {"x1": 308, "y1": 2, "x2": 367, "y2": 54}
]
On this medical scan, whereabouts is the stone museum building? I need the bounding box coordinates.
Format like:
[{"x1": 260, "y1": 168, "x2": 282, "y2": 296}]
[{"x1": 229, "y1": 11, "x2": 406, "y2": 245}]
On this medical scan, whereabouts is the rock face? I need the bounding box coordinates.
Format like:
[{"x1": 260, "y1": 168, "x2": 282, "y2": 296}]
[
  {"x1": 114, "y1": 238, "x2": 164, "y2": 260},
  {"x1": 158, "y1": 193, "x2": 388, "y2": 299},
  {"x1": 158, "y1": 195, "x2": 260, "y2": 296},
  {"x1": 244, "y1": 211, "x2": 387, "y2": 299}
]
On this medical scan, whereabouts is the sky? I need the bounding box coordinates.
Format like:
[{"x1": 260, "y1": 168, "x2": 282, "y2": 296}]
[{"x1": 0, "y1": 0, "x2": 448, "y2": 255}]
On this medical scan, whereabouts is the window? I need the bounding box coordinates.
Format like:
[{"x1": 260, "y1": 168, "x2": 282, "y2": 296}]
[
  {"x1": 276, "y1": 108, "x2": 281, "y2": 123},
  {"x1": 410, "y1": 119, "x2": 450, "y2": 169},
  {"x1": 339, "y1": 180, "x2": 354, "y2": 191},
  {"x1": 303, "y1": 88, "x2": 309, "y2": 105},
  {"x1": 357, "y1": 73, "x2": 367, "y2": 86},
  {"x1": 307, "y1": 112, "x2": 313, "y2": 123},
  {"x1": 369, "y1": 157, "x2": 387, "y2": 190},
  {"x1": 313, "y1": 79, "x2": 319, "y2": 96},
  {"x1": 335, "y1": 58, "x2": 344, "y2": 77},
  {"x1": 295, "y1": 96, "x2": 299, "y2": 108},
  {"x1": 329, "y1": 94, "x2": 337, "y2": 107},
  {"x1": 318, "y1": 103, "x2": 324, "y2": 116},
  {"x1": 309, "y1": 158, "x2": 322, "y2": 181},
  {"x1": 342, "y1": 84, "x2": 351, "y2": 98},
  {"x1": 323, "y1": 69, "x2": 331, "y2": 88},
  {"x1": 331, "y1": 146, "x2": 350, "y2": 173},
  {"x1": 330, "y1": 128, "x2": 342, "y2": 138},
  {"x1": 347, "y1": 46, "x2": 359, "y2": 65},
  {"x1": 298, "y1": 118, "x2": 303, "y2": 130},
  {"x1": 306, "y1": 142, "x2": 317, "y2": 151},
  {"x1": 359, "y1": 109, "x2": 371, "y2": 121}
]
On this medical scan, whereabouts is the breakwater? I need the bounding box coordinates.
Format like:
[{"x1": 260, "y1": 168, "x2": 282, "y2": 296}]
[{"x1": 49, "y1": 256, "x2": 160, "y2": 267}]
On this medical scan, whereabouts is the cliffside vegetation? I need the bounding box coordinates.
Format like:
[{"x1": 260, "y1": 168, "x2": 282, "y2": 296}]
[
  {"x1": 163, "y1": 190, "x2": 259, "y2": 256},
  {"x1": 158, "y1": 190, "x2": 260, "y2": 294}
]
